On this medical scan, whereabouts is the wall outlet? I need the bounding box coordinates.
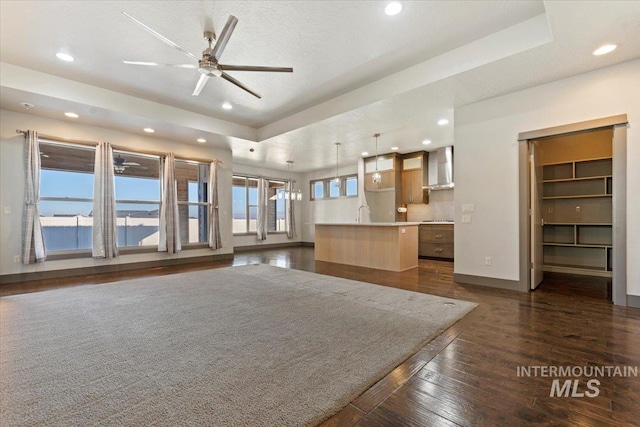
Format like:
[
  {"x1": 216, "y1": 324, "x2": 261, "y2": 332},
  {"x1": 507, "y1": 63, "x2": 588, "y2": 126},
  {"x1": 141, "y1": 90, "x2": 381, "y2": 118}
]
[
  {"x1": 462, "y1": 204, "x2": 475, "y2": 213},
  {"x1": 3, "y1": 206, "x2": 11, "y2": 215},
  {"x1": 13, "y1": 255, "x2": 21, "y2": 263},
  {"x1": 401, "y1": 228, "x2": 406, "y2": 234},
  {"x1": 485, "y1": 256, "x2": 492, "y2": 266},
  {"x1": 462, "y1": 214, "x2": 472, "y2": 224}
]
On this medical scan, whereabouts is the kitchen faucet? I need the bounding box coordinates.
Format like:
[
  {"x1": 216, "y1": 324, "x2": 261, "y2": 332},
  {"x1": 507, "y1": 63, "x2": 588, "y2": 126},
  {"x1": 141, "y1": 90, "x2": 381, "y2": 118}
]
[{"x1": 357, "y1": 205, "x2": 368, "y2": 223}]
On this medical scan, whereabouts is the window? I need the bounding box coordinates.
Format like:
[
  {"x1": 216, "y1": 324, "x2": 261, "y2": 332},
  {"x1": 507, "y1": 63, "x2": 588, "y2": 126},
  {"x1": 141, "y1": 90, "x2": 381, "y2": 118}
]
[
  {"x1": 345, "y1": 176, "x2": 357, "y2": 196},
  {"x1": 233, "y1": 176, "x2": 258, "y2": 234},
  {"x1": 113, "y1": 151, "x2": 161, "y2": 248},
  {"x1": 310, "y1": 175, "x2": 358, "y2": 200},
  {"x1": 39, "y1": 142, "x2": 95, "y2": 251},
  {"x1": 233, "y1": 175, "x2": 287, "y2": 234},
  {"x1": 176, "y1": 160, "x2": 209, "y2": 245},
  {"x1": 313, "y1": 181, "x2": 324, "y2": 199}
]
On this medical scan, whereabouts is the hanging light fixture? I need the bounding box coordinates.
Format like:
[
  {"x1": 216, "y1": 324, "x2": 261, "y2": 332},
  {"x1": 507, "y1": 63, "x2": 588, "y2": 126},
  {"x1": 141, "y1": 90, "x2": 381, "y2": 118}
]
[
  {"x1": 333, "y1": 142, "x2": 341, "y2": 188},
  {"x1": 372, "y1": 133, "x2": 382, "y2": 183},
  {"x1": 283, "y1": 160, "x2": 302, "y2": 201}
]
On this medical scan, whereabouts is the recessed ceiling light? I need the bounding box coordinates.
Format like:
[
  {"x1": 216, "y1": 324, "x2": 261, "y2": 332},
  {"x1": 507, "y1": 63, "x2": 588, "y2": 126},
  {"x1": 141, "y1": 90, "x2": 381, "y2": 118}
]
[
  {"x1": 422, "y1": 139, "x2": 432, "y2": 145},
  {"x1": 197, "y1": 138, "x2": 206, "y2": 143},
  {"x1": 361, "y1": 151, "x2": 369, "y2": 156},
  {"x1": 55, "y1": 52, "x2": 74, "y2": 62},
  {"x1": 391, "y1": 146, "x2": 399, "y2": 151},
  {"x1": 64, "y1": 112, "x2": 79, "y2": 118},
  {"x1": 593, "y1": 44, "x2": 617, "y2": 56},
  {"x1": 384, "y1": 2, "x2": 403, "y2": 16},
  {"x1": 20, "y1": 102, "x2": 34, "y2": 110},
  {"x1": 143, "y1": 128, "x2": 155, "y2": 133},
  {"x1": 222, "y1": 102, "x2": 233, "y2": 110},
  {"x1": 437, "y1": 119, "x2": 449, "y2": 126}
]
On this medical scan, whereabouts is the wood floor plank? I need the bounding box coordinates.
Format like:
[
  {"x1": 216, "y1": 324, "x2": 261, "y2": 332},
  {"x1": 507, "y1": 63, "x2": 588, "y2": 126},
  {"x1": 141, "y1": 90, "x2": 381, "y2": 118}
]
[{"x1": 3, "y1": 247, "x2": 639, "y2": 426}]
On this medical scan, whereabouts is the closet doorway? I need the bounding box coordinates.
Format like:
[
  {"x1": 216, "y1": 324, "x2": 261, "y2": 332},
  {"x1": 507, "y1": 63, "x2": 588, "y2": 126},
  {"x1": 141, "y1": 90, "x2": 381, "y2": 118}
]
[{"x1": 519, "y1": 115, "x2": 627, "y2": 305}]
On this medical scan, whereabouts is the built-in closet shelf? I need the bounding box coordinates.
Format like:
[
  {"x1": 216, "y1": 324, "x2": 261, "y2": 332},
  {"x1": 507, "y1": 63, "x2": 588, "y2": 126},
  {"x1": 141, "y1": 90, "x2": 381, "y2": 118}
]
[
  {"x1": 543, "y1": 243, "x2": 612, "y2": 248},
  {"x1": 543, "y1": 194, "x2": 611, "y2": 200},
  {"x1": 543, "y1": 175, "x2": 611, "y2": 183},
  {"x1": 541, "y1": 153, "x2": 613, "y2": 277}
]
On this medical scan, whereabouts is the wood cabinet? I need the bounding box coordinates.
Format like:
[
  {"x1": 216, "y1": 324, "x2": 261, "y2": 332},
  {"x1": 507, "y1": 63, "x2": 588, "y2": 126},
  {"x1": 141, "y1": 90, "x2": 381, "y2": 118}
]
[
  {"x1": 542, "y1": 157, "x2": 612, "y2": 276},
  {"x1": 401, "y1": 152, "x2": 429, "y2": 204},
  {"x1": 419, "y1": 224, "x2": 453, "y2": 260},
  {"x1": 363, "y1": 154, "x2": 399, "y2": 192},
  {"x1": 364, "y1": 169, "x2": 395, "y2": 191}
]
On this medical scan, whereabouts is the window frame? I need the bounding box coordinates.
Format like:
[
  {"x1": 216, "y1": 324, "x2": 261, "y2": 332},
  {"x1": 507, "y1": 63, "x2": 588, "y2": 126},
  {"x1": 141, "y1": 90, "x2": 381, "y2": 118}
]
[
  {"x1": 39, "y1": 141, "x2": 96, "y2": 253},
  {"x1": 232, "y1": 174, "x2": 288, "y2": 235},
  {"x1": 113, "y1": 150, "x2": 162, "y2": 249},
  {"x1": 175, "y1": 160, "x2": 210, "y2": 246},
  {"x1": 310, "y1": 174, "x2": 358, "y2": 200}
]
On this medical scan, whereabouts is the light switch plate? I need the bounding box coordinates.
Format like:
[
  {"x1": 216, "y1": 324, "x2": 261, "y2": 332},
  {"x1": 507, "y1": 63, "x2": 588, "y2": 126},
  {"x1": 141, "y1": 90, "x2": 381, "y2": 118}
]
[
  {"x1": 462, "y1": 214, "x2": 472, "y2": 224},
  {"x1": 462, "y1": 204, "x2": 475, "y2": 213},
  {"x1": 3, "y1": 206, "x2": 10, "y2": 215}
]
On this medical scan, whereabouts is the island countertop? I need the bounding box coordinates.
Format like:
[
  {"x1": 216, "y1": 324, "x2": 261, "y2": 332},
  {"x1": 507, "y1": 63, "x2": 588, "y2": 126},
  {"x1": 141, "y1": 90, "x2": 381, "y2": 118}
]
[{"x1": 315, "y1": 223, "x2": 418, "y2": 271}]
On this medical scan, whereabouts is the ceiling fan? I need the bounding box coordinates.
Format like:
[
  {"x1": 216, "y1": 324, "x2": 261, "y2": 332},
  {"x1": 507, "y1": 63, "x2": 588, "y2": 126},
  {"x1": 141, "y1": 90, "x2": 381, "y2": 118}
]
[
  {"x1": 113, "y1": 155, "x2": 145, "y2": 174},
  {"x1": 121, "y1": 12, "x2": 293, "y2": 99}
]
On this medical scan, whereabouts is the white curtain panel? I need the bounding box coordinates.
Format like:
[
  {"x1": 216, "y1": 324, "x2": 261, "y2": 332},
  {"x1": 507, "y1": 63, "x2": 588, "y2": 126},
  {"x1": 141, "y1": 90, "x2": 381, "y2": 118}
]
[
  {"x1": 21, "y1": 130, "x2": 46, "y2": 264},
  {"x1": 256, "y1": 178, "x2": 268, "y2": 241},
  {"x1": 159, "y1": 153, "x2": 181, "y2": 254},
  {"x1": 92, "y1": 142, "x2": 119, "y2": 259},
  {"x1": 208, "y1": 161, "x2": 222, "y2": 250},
  {"x1": 357, "y1": 157, "x2": 371, "y2": 223},
  {"x1": 286, "y1": 179, "x2": 297, "y2": 239}
]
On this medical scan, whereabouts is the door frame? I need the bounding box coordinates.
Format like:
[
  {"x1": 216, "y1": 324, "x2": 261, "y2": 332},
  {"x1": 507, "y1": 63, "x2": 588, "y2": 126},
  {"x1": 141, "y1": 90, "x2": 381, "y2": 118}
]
[{"x1": 517, "y1": 114, "x2": 628, "y2": 305}]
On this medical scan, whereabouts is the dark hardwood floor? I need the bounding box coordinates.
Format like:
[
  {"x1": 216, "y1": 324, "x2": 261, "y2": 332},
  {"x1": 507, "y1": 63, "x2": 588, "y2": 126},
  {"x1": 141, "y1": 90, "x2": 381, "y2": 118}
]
[{"x1": 2, "y1": 247, "x2": 639, "y2": 426}]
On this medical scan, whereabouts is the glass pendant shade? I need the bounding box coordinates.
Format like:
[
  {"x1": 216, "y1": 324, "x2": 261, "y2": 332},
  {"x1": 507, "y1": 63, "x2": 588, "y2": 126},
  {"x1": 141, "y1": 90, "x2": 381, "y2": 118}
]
[
  {"x1": 334, "y1": 142, "x2": 341, "y2": 187},
  {"x1": 372, "y1": 171, "x2": 382, "y2": 183}
]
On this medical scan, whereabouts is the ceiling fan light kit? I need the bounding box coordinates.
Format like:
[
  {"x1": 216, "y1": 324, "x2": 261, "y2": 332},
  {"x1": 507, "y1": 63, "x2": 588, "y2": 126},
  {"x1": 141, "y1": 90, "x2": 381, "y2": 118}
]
[{"x1": 121, "y1": 12, "x2": 293, "y2": 99}]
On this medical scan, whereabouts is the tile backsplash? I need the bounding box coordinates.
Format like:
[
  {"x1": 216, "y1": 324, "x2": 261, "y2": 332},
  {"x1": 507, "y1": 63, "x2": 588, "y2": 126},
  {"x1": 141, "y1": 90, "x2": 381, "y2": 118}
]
[{"x1": 406, "y1": 189, "x2": 454, "y2": 221}]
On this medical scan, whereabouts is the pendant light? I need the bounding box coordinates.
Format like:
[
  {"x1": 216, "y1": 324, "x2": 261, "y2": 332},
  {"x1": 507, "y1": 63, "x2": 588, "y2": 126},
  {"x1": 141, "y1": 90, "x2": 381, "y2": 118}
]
[
  {"x1": 372, "y1": 133, "x2": 382, "y2": 183},
  {"x1": 333, "y1": 142, "x2": 341, "y2": 188},
  {"x1": 286, "y1": 160, "x2": 302, "y2": 201}
]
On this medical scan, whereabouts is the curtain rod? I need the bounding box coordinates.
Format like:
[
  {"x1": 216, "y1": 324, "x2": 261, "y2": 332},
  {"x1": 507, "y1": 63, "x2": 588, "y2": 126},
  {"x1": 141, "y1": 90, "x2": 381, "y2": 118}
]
[{"x1": 15, "y1": 129, "x2": 222, "y2": 165}]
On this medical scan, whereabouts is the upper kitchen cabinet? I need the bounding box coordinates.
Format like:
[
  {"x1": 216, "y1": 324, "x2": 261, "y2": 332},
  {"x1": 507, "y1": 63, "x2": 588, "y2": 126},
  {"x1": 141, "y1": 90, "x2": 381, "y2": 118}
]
[
  {"x1": 401, "y1": 152, "x2": 429, "y2": 204},
  {"x1": 364, "y1": 153, "x2": 400, "y2": 191}
]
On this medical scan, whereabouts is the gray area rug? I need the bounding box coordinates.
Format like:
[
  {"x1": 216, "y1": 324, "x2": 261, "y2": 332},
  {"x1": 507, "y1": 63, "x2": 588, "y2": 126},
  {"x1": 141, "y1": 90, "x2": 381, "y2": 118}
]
[{"x1": 0, "y1": 264, "x2": 476, "y2": 426}]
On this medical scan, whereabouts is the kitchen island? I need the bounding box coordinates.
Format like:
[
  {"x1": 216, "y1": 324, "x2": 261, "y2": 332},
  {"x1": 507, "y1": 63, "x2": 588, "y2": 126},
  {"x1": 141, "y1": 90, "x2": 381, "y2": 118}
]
[{"x1": 315, "y1": 222, "x2": 420, "y2": 271}]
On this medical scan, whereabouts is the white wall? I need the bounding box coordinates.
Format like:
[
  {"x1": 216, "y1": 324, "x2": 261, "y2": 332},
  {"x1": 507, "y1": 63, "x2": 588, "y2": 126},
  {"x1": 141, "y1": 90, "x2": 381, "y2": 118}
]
[
  {"x1": 454, "y1": 59, "x2": 640, "y2": 296},
  {"x1": 232, "y1": 163, "x2": 302, "y2": 247},
  {"x1": 0, "y1": 110, "x2": 234, "y2": 277},
  {"x1": 301, "y1": 164, "x2": 359, "y2": 242}
]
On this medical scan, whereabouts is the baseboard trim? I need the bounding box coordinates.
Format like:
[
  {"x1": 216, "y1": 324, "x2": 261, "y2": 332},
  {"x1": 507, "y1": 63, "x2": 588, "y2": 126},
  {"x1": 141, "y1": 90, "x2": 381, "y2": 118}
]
[
  {"x1": 0, "y1": 253, "x2": 234, "y2": 285},
  {"x1": 453, "y1": 273, "x2": 522, "y2": 291},
  {"x1": 301, "y1": 242, "x2": 315, "y2": 247},
  {"x1": 627, "y1": 295, "x2": 640, "y2": 308},
  {"x1": 234, "y1": 242, "x2": 304, "y2": 252}
]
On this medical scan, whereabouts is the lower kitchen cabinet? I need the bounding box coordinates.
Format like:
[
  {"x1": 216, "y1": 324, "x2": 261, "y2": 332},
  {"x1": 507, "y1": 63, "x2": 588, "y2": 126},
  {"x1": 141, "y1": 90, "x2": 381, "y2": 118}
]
[{"x1": 419, "y1": 224, "x2": 454, "y2": 260}]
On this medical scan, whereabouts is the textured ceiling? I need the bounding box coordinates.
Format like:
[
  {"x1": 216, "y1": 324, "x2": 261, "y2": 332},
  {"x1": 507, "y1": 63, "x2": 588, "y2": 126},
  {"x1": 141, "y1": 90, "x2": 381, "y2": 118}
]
[{"x1": 1, "y1": 1, "x2": 640, "y2": 172}]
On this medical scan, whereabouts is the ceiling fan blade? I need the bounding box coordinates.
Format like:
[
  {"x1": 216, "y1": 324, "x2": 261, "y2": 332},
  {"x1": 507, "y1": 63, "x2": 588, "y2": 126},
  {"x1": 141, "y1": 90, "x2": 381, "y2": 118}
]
[
  {"x1": 121, "y1": 12, "x2": 200, "y2": 62},
  {"x1": 219, "y1": 65, "x2": 293, "y2": 73},
  {"x1": 221, "y1": 72, "x2": 261, "y2": 98},
  {"x1": 123, "y1": 61, "x2": 196, "y2": 68},
  {"x1": 211, "y1": 15, "x2": 238, "y2": 61},
  {"x1": 122, "y1": 162, "x2": 141, "y2": 166},
  {"x1": 192, "y1": 73, "x2": 210, "y2": 96}
]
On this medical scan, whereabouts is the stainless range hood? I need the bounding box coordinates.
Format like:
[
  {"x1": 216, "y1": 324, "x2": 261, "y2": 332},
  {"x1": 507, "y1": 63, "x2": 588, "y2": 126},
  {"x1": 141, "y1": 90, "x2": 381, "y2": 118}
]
[{"x1": 425, "y1": 146, "x2": 454, "y2": 190}]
